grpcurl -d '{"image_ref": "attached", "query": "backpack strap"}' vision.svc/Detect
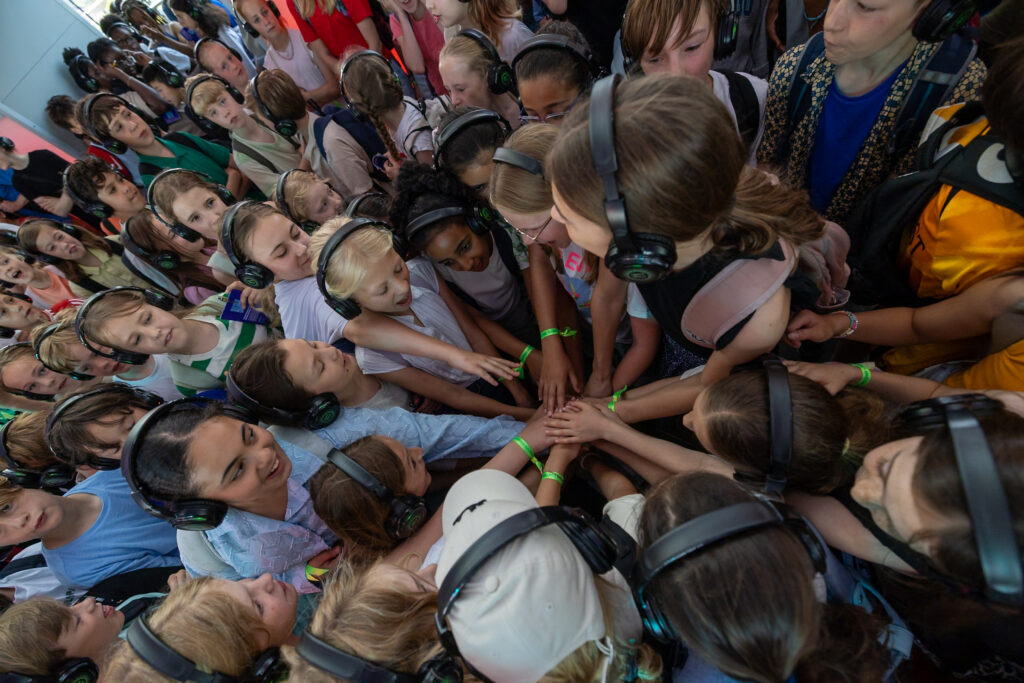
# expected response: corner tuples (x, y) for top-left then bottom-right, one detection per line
(774, 32), (826, 166)
(718, 69), (761, 153)
(680, 240), (796, 349)
(0, 553), (46, 580)
(231, 138), (282, 175)
(916, 99), (986, 170)
(313, 108), (389, 183)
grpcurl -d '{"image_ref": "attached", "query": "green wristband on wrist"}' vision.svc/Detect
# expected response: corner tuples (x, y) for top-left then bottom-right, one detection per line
(541, 470), (565, 485)
(850, 363), (872, 387)
(540, 327), (577, 340)
(516, 345), (535, 378)
(608, 385), (628, 412)
(513, 436), (544, 473)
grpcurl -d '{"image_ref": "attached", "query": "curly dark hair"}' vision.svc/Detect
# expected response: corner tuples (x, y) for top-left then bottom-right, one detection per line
(45, 95), (78, 131)
(87, 37), (119, 64)
(434, 106), (510, 175)
(514, 20), (595, 94)
(388, 163), (485, 255)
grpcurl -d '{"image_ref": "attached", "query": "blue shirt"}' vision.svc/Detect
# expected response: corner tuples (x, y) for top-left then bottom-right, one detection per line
(807, 64), (905, 212)
(42, 471), (180, 589)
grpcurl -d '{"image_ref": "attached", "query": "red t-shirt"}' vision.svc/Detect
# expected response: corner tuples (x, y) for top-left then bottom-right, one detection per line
(86, 144), (132, 181)
(284, 0), (372, 58)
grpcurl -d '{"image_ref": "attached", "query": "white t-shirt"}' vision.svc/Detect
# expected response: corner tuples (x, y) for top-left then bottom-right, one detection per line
(358, 378), (412, 411)
(275, 276), (348, 343)
(494, 19), (534, 62)
(263, 28), (327, 92)
(394, 101), (433, 160)
(356, 259), (477, 386)
(0, 543), (82, 605)
(118, 353), (184, 401)
(709, 69), (768, 164)
(433, 232), (529, 319)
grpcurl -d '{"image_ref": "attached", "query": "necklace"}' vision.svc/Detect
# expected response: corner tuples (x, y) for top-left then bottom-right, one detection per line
(803, 0), (828, 24)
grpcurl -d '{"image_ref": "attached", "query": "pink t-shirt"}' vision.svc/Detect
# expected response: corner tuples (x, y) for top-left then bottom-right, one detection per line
(389, 12), (446, 96)
(28, 269), (76, 309)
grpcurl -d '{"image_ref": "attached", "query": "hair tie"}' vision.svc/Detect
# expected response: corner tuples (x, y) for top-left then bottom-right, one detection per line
(841, 438), (850, 456)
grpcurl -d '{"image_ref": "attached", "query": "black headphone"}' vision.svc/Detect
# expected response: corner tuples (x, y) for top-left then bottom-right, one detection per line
(34, 321), (94, 381)
(46, 383), (164, 470)
(125, 613), (286, 683)
(225, 370), (340, 431)
(123, 215), (181, 271)
(295, 628), (461, 683)
(274, 170), (322, 234)
(899, 394), (1023, 606)
(433, 109), (511, 172)
(0, 420), (76, 491)
(0, 659), (98, 683)
(0, 249), (38, 288)
(589, 75), (676, 283)
(344, 191), (388, 218)
(184, 74), (245, 134)
(633, 497), (827, 642)
(194, 37), (245, 71)
(149, 59), (186, 88)
(731, 358), (793, 496)
(0, 137), (14, 152)
(511, 33), (600, 82)
(146, 167), (235, 242)
(66, 53), (100, 94)
(435, 506), (623, 682)
(178, 0), (208, 21)
(62, 163), (129, 220)
(406, 205), (502, 245)
(239, 0), (281, 36)
(220, 200), (275, 289)
(0, 292), (35, 339)
(714, 0), (740, 60)
(339, 50), (400, 109)
(82, 93), (155, 154)
(456, 29), (515, 96)
(491, 146), (544, 177)
(913, 0), (976, 42)
(121, 397), (253, 530)
(315, 217), (406, 319)
(326, 447), (427, 540)
(249, 71), (298, 137)
(107, 20), (146, 43)
(0, 343), (59, 402)
(74, 287), (174, 366)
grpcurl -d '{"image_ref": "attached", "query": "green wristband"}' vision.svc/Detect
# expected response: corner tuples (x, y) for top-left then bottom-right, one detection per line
(305, 564), (329, 583)
(850, 363), (871, 387)
(519, 345), (535, 364)
(608, 385), (628, 412)
(540, 327), (577, 340)
(541, 470), (565, 485)
(513, 436), (544, 473)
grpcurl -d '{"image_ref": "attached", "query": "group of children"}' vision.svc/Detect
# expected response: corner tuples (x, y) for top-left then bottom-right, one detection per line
(0, 0), (1020, 680)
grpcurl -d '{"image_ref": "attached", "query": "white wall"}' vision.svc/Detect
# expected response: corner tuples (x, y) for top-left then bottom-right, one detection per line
(0, 0), (103, 155)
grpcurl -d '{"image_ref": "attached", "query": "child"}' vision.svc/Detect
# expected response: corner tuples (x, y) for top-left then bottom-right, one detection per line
(0, 410), (75, 490)
(122, 0), (194, 55)
(34, 311), (184, 401)
(101, 16), (194, 72)
(75, 287), (273, 396)
(339, 50), (433, 168)
(184, 72), (304, 196)
(438, 31), (522, 127)
(424, 0), (533, 62)
(252, 68), (387, 197)
(193, 38), (258, 98)
(549, 75), (846, 386)
(123, 211), (224, 304)
(45, 94), (140, 182)
(385, 0), (446, 98)
(0, 247), (79, 307)
(275, 169), (345, 228)
(18, 218), (163, 294)
(169, 0), (258, 78)
(86, 37), (179, 128)
(0, 343), (86, 405)
(310, 217), (535, 419)
(0, 292), (50, 342)
(283, 0), (382, 71)
(432, 105), (511, 194)
(0, 473), (180, 589)
(100, 575), (301, 681)
(622, 0), (768, 161)
(222, 201), (521, 385)
(138, 60), (211, 141)
(77, 92), (257, 196)
(491, 124), (659, 405)
(63, 156), (148, 229)
(233, 0), (341, 106)
(390, 162), (539, 347)
(512, 22), (597, 126)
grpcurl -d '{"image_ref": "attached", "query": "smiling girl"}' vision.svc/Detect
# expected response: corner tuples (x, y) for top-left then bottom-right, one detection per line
(438, 33), (521, 127)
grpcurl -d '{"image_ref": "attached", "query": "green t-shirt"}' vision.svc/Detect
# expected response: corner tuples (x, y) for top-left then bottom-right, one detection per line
(138, 134), (264, 200)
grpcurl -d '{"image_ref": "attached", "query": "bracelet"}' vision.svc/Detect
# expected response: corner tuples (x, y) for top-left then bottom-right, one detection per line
(541, 470), (565, 485)
(540, 327), (577, 340)
(513, 436), (544, 473)
(834, 311), (859, 338)
(608, 385), (628, 412)
(305, 564), (329, 583)
(849, 363), (871, 387)
(516, 345), (535, 378)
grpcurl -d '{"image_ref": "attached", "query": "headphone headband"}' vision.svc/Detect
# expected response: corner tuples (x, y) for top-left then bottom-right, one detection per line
(434, 109), (511, 171)
(47, 382), (163, 451)
(315, 217), (393, 318)
(511, 33), (597, 77)
(326, 448), (392, 501)
(74, 287), (170, 366)
(491, 147), (543, 177)
(294, 630), (420, 683)
(126, 617), (237, 683)
(339, 50), (394, 104)
(405, 206), (471, 244)
(763, 359), (793, 495)
(33, 321), (95, 381)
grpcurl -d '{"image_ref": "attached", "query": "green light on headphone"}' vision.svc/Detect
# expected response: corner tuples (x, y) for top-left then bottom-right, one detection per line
(406, 511), (424, 527)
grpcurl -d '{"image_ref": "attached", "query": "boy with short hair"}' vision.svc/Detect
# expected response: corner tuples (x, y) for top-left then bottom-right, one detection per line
(185, 73), (306, 197)
(45, 94), (140, 181)
(64, 157), (148, 228)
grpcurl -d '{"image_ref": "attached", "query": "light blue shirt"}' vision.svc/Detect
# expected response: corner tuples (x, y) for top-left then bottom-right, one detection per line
(42, 471), (180, 590)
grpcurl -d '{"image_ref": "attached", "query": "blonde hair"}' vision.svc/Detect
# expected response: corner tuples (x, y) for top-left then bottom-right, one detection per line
(101, 577), (272, 682)
(0, 477), (22, 512)
(279, 170), (324, 223)
(75, 289), (149, 351)
(3, 409), (58, 469)
(0, 599), (74, 676)
(148, 169), (222, 225)
(291, 0), (336, 18)
(439, 34), (494, 80)
(548, 75), (824, 254)
(489, 124), (556, 215)
(184, 73), (228, 117)
(467, 0), (522, 52)
(31, 309), (81, 376)
(339, 54), (404, 162)
(282, 561), (477, 681)
(308, 217), (397, 300)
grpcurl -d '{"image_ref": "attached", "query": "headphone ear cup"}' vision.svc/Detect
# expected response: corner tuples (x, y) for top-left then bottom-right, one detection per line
(304, 394), (341, 430)
(391, 232), (408, 261)
(155, 252), (180, 270)
(55, 656), (100, 683)
(216, 185), (236, 205)
(248, 646), (289, 683)
(238, 264), (274, 289)
(145, 289), (175, 311)
(912, 0), (976, 42)
(275, 119), (298, 137)
(637, 593), (678, 643)
(387, 495), (428, 540)
(605, 233), (676, 283)
(243, 21), (260, 38)
(490, 62), (514, 95)
(714, 4), (740, 59)
(326, 295), (362, 320)
(418, 652), (464, 683)
(172, 499), (228, 531)
(785, 518), (828, 574)
(60, 224), (82, 240)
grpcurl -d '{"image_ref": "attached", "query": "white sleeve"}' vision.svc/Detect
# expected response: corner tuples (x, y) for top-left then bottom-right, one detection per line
(625, 283), (652, 319)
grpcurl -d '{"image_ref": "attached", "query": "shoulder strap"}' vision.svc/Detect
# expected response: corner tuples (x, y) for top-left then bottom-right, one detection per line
(490, 227), (524, 280)
(774, 33), (826, 167)
(0, 553), (46, 580)
(231, 138), (282, 174)
(719, 69), (760, 153)
(680, 241), (796, 349)
(163, 131), (209, 154)
(917, 100), (986, 169)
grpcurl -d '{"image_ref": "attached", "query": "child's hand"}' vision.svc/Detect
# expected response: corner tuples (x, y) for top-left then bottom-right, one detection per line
(383, 153), (401, 181)
(225, 281), (262, 309)
(544, 399), (622, 444)
(449, 349), (519, 385)
(786, 310), (848, 347)
(139, 24), (166, 43)
(783, 360), (861, 395)
(35, 195), (66, 215)
(517, 414), (556, 453)
(538, 343), (580, 414)
(307, 545), (342, 571)
(582, 372), (612, 399)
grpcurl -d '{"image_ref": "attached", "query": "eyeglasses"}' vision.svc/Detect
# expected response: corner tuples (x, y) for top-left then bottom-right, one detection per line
(514, 215), (552, 242)
(519, 92), (583, 126)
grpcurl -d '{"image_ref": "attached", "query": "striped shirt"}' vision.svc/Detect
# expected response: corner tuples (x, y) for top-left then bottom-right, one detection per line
(169, 314), (270, 395)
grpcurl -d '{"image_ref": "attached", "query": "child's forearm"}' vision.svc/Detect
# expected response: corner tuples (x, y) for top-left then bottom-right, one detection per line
(610, 316), (659, 390)
(613, 379), (701, 424)
(344, 312), (464, 361)
(473, 313), (528, 358)
(383, 368), (533, 420)
(395, 13), (426, 74)
(591, 441), (672, 485)
(589, 265), (627, 384)
(601, 421), (730, 477)
(303, 80), (341, 107)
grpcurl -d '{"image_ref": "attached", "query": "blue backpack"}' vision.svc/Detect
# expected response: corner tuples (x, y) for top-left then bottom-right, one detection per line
(312, 106), (390, 184)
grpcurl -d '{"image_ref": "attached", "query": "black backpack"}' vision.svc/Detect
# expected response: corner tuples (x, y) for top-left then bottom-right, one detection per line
(845, 101), (1024, 307)
(717, 69), (761, 155)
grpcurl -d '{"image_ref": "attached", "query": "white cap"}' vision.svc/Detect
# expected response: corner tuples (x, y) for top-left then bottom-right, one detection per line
(436, 470), (608, 683)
